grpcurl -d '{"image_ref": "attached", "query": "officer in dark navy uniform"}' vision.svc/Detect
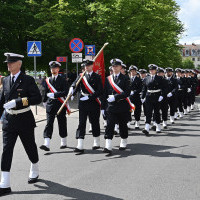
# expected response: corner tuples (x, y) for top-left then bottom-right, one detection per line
(139, 69), (147, 118)
(190, 70), (198, 110)
(69, 59), (103, 153)
(175, 68), (187, 118)
(0, 53), (42, 196)
(185, 69), (193, 113)
(40, 61), (69, 152)
(141, 64), (165, 136)
(102, 59), (131, 153)
(165, 67), (178, 124)
(129, 65), (142, 129)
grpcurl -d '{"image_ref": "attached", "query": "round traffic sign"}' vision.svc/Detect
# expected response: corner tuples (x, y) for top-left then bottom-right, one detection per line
(69, 38), (84, 53)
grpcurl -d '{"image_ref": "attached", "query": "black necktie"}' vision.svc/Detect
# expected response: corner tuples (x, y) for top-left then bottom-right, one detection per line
(88, 74), (91, 79)
(11, 76), (15, 87)
(114, 75), (118, 83)
(53, 77), (56, 85)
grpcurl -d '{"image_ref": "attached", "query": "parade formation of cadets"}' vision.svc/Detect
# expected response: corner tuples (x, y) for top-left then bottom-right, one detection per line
(0, 53), (198, 196)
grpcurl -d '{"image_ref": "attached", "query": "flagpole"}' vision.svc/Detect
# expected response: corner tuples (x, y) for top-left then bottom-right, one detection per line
(57, 42), (109, 115)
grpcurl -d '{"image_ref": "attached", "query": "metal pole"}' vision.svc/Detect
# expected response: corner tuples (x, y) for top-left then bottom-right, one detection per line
(76, 62), (78, 78)
(34, 56), (37, 115)
(66, 57), (68, 78)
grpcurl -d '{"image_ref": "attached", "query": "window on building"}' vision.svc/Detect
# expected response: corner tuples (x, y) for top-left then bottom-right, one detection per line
(192, 58), (195, 61)
(198, 57), (200, 61)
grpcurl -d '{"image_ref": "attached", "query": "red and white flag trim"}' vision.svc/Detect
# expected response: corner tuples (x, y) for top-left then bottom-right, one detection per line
(81, 74), (101, 106)
(46, 78), (71, 115)
(108, 75), (135, 111)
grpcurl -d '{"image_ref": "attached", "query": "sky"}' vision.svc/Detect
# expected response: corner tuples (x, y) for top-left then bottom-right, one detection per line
(176, 0), (200, 44)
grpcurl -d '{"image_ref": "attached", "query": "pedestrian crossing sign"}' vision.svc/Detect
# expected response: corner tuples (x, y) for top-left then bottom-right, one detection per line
(27, 41), (42, 57)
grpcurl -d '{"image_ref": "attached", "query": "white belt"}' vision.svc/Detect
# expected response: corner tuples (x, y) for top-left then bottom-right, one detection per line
(6, 107), (31, 115)
(178, 89), (183, 91)
(81, 92), (90, 96)
(147, 89), (161, 93)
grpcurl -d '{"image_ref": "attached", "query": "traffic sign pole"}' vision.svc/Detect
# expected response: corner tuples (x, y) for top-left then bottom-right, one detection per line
(34, 56), (37, 115)
(76, 63), (78, 77)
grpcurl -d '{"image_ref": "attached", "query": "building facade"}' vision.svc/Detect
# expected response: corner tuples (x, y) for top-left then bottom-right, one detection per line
(181, 43), (200, 68)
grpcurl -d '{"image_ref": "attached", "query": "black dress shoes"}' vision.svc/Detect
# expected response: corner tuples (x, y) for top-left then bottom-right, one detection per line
(142, 129), (150, 136)
(103, 148), (112, 154)
(0, 187), (11, 196)
(40, 145), (50, 151)
(60, 145), (67, 149)
(119, 147), (126, 151)
(28, 176), (39, 184)
(92, 146), (100, 150)
(74, 148), (84, 153)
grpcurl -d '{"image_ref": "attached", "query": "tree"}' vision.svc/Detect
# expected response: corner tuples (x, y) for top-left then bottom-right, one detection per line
(182, 58), (195, 69)
(0, 0), (184, 73)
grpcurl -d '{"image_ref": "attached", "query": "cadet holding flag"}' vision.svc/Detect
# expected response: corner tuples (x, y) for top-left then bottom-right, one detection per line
(69, 59), (103, 154)
(0, 53), (42, 196)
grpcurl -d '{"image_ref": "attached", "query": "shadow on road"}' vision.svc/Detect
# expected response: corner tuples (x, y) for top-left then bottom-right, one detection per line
(91, 143), (196, 163)
(13, 179), (122, 200)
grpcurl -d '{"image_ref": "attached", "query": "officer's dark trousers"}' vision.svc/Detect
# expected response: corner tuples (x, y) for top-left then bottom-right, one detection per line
(133, 102), (141, 121)
(187, 92), (192, 107)
(43, 112), (67, 139)
(143, 103), (147, 116)
(105, 112), (128, 140)
(1, 129), (39, 171)
(183, 93), (188, 109)
(76, 109), (100, 139)
(145, 98), (161, 124)
(191, 91), (196, 105)
(177, 91), (184, 112)
(168, 97), (176, 116)
(158, 99), (168, 121)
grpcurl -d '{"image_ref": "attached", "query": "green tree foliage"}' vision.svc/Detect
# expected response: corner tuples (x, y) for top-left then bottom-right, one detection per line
(182, 58), (195, 69)
(0, 0), (184, 73)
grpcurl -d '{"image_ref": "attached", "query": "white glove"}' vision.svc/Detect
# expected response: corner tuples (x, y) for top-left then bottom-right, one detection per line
(178, 85), (181, 89)
(71, 96), (74, 101)
(68, 87), (74, 96)
(43, 102), (47, 108)
(141, 98), (146, 104)
(130, 91), (134, 95)
(107, 95), (115, 103)
(158, 96), (163, 102)
(101, 110), (105, 116)
(167, 92), (173, 98)
(187, 88), (191, 93)
(47, 93), (55, 99)
(3, 100), (16, 109)
(80, 96), (89, 101)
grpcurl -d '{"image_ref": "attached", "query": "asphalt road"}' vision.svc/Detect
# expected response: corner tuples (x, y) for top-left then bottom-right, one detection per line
(0, 108), (200, 200)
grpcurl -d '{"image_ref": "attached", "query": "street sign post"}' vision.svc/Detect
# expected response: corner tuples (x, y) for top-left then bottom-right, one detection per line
(69, 38), (84, 53)
(72, 53), (82, 77)
(69, 38), (84, 78)
(27, 41), (42, 115)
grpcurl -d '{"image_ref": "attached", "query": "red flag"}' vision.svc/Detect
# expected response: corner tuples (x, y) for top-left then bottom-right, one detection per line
(93, 50), (105, 86)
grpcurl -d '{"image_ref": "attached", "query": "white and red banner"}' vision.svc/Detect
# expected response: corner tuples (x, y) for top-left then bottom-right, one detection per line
(46, 78), (71, 115)
(108, 75), (135, 111)
(81, 74), (101, 106)
(93, 50), (105, 87)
